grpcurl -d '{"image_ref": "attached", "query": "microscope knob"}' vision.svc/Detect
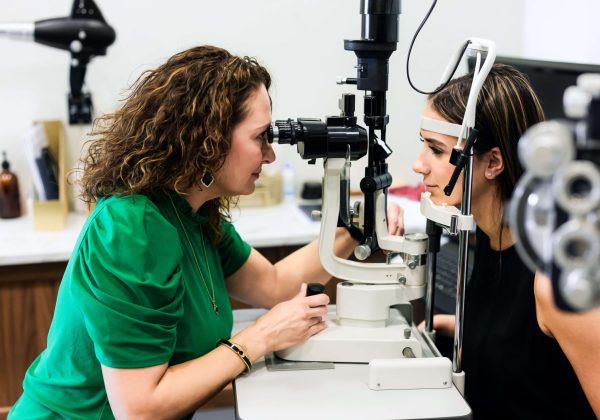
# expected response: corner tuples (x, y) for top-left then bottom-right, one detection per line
(354, 244), (371, 261)
(577, 73), (600, 97)
(70, 39), (83, 53)
(518, 121), (575, 177)
(564, 85), (592, 119)
(560, 267), (599, 311)
(306, 283), (325, 296)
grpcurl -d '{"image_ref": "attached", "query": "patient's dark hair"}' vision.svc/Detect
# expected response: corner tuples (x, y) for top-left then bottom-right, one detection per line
(430, 63), (545, 202)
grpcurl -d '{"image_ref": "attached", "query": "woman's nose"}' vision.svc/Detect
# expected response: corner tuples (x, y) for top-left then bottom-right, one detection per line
(263, 141), (276, 164)
(412, 151), (428, 175)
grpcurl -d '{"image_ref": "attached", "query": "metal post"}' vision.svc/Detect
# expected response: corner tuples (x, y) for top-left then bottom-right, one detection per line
(424, 251), (436, 335)
(452, 134), (474, 374)
(424, 220), (442, 336)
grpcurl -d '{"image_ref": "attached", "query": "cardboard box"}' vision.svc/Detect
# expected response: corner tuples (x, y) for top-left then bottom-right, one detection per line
(237, 171), (283, 207)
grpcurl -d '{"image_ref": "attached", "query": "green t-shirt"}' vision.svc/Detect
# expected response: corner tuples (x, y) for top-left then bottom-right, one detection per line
(9, 192), (251, 419)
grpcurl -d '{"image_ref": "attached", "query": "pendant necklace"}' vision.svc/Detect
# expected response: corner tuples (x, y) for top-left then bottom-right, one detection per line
(169, 195), (219, 315)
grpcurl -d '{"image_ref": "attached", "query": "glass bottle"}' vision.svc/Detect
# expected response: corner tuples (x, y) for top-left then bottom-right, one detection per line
(0, 151), (22, 218)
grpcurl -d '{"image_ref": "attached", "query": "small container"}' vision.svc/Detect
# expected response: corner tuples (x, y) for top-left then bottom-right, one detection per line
(282, 160), (295, 202)
(281, 160), (296, 203)
(0, 151), (22, 218)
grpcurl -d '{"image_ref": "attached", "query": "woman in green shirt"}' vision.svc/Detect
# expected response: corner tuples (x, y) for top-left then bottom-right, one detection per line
(10, 45), (400, 419)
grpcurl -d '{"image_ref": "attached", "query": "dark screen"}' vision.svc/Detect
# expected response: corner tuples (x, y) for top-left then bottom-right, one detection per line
(468, 56), (600, 120)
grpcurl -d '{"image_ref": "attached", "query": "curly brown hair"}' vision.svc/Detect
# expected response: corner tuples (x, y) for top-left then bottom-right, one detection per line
(79, 45), (271, 237)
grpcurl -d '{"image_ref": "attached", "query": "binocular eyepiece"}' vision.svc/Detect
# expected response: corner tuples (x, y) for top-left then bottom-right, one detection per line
(267, 117), (369, 161)
(267, 118), (311, 146)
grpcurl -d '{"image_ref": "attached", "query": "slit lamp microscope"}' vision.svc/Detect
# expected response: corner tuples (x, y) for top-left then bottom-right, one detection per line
(266, 0), (496, 396)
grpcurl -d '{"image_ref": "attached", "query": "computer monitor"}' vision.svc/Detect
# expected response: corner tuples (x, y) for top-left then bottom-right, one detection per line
(468, 56), (600, 120)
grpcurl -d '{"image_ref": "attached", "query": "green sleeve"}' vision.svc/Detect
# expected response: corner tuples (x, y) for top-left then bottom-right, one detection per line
(218, 219), (251, 277)
(71, 196), (184, 368)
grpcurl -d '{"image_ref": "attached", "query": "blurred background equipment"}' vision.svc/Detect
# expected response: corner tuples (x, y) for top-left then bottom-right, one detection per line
(509, 72), (600, 312)
(469, 56), (600, 120)
(237, 171), (283, 208)
(0, 0), (116, 124)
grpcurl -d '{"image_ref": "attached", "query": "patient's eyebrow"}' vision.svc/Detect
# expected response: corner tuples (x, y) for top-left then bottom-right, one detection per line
(419, 134), (447, 149)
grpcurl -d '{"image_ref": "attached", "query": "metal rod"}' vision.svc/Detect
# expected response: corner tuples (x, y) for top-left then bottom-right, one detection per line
(452, 133), (474, 374)
(425, 251), (436, 333)
(0, 23), (34, 41)
(421, 328), (442, 357)
(402, 347), (416, 358)
(424, 220), (441, 337)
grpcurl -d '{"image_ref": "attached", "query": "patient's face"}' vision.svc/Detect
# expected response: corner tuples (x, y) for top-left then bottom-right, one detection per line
(412, 102), (464, 206)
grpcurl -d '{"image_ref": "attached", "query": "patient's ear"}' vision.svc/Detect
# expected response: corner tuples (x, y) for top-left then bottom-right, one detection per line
(484, 147), (504, 180)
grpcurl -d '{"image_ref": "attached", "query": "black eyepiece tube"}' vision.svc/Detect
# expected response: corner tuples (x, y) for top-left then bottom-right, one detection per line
(267, 118), (303, 145)
(268, 118), (368, 161)
(360, 0), (401, 43)
(345, 0), (401, 93)
(443, 128), (478, 196)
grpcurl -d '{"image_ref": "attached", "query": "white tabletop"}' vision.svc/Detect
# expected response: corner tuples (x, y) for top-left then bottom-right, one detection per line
(229, 202), (321, 248)
(0, 196), (426, 267)
(0, 212), (88, 266)
(230, 308), (470, 420)
(235, 361), (471, 420)
(0, 202), (320, 267)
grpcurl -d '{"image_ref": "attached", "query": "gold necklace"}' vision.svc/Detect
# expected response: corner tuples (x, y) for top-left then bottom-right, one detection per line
(168, 195), (219, 315)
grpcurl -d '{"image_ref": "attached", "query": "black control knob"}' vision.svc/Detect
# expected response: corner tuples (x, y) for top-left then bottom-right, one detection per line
(306, 283), (325, 296)
(340, 93), (355, 117)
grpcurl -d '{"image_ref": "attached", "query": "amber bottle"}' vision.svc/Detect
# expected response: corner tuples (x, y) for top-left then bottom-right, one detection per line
(0, 151), (21, 218)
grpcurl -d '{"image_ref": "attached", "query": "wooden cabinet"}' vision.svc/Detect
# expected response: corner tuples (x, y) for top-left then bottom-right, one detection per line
(0, 262), (66, 419)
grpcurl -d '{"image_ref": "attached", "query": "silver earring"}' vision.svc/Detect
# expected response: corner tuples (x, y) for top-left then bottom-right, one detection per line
(201, 169), (214, 188)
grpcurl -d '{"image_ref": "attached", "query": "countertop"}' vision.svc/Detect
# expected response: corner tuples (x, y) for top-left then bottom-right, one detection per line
(0, 196), (425, 267)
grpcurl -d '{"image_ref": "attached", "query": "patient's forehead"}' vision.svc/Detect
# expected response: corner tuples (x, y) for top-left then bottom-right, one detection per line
(422, 101), (447, 122)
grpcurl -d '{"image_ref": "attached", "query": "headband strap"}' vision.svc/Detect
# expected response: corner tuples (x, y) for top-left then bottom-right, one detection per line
(420, 117), (464, 138)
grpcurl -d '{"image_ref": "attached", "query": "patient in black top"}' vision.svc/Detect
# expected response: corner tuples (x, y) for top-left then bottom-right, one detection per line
(411, 64), (598, 419)
(464, 228), (593, 419)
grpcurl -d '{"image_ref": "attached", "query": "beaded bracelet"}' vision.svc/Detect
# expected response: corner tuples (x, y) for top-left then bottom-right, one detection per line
(217, 338), (252, 373)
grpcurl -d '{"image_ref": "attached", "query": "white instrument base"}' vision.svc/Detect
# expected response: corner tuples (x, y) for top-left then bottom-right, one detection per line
(276, 306), (422, 363)
(233, 308), (471, 420)
(368, 357), (453, 390)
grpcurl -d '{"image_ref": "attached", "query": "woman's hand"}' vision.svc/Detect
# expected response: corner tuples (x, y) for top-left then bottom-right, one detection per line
(418, 314), (456, 337)
(387, 201), (405, 236)
(103, 284), (328, 419)
(233, 283), (329, 361)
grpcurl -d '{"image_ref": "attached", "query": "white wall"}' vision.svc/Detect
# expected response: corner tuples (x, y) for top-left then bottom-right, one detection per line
(0, 0), (525, 211)
(523, 0), (600, 64)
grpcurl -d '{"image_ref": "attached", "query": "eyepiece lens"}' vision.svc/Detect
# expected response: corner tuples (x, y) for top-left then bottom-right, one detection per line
(568, 176), (592, 199)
